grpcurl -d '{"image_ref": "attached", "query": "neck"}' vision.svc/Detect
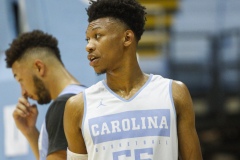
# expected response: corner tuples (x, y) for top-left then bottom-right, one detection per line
(46, 67), (79, 99)
(106, 63), (148, 99)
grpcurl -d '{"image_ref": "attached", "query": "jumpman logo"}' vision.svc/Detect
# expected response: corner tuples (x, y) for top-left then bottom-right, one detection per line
(97, 99), (106, 108)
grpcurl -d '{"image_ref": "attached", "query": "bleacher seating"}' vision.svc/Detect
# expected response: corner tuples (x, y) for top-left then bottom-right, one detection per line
(169, 0), (217, 98)
(169, 34), (213, 96)
(169, 0), (240, 99)
(219, 30), (240, 95)
(137, 0), (179, 56)
(137, 0), (178, 77)
(169, 1), (240, 159)
(222, 0), (240, 30)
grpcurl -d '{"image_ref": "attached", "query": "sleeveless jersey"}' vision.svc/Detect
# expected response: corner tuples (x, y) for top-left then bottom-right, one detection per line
(82, 74), (178, 160)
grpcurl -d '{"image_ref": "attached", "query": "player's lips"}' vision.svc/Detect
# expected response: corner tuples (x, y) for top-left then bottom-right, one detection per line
(88, 55), (99, 66)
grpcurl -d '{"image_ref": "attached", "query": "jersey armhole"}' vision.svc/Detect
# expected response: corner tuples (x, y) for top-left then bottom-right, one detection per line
(169, 80), (177, 118)
(81, 90), (87, 141)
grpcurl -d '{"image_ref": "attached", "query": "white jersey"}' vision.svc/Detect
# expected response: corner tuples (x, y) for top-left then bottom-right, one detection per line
(82, 74), (178, 160)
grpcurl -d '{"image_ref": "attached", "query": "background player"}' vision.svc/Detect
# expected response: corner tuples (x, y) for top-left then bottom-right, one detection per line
(5, 30), (87, 160)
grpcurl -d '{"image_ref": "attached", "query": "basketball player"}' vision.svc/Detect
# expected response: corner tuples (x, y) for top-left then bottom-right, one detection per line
(64, 0), (203, 159)
(5, 30), (86, 160)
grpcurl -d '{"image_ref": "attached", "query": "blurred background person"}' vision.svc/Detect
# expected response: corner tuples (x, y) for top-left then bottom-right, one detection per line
(5, 30), (86, 160)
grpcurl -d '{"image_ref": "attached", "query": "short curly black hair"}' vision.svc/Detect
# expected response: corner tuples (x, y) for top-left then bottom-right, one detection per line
(5, 30), (62, 68)
(86, 0), (147, 41)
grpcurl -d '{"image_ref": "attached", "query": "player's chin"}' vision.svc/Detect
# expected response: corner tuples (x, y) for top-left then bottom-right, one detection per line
(37, 97), (51, 105)
(95, 69), (106, 76)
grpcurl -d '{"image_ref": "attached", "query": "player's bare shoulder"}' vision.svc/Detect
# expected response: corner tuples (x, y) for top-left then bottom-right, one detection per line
(172, 80), (190, 97)
(65, 92), (84, 121)
(67, 92), (84, 107)
(171, 80), (193, 114)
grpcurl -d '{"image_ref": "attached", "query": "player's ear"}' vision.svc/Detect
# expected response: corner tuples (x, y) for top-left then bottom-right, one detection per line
(34, 60), (46, 77)
(123, 30), (134, 46)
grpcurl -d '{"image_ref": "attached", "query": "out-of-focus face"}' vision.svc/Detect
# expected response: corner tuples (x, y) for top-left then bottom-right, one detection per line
(85, 17), (127, 75)
(32, 75), (51, 104)
(12, 60), (51, 104)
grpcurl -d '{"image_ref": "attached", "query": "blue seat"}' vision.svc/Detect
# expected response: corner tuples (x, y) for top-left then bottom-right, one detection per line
(168, 34), (213, 96)
(169, 0), (217, 96)
(222, 0), (240, 30)
(219, 31), (240, 95)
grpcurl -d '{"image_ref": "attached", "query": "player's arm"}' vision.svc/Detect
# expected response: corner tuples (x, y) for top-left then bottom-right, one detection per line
(172, 80), (203, 160)
(13, 96), (40, 159)
(25, 126), (40, 160)
(46, 150), (66, 160)
(63, 93), (88, 159)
